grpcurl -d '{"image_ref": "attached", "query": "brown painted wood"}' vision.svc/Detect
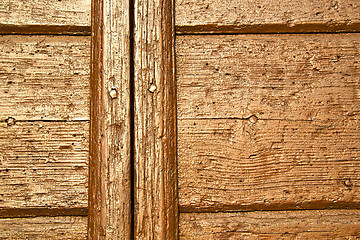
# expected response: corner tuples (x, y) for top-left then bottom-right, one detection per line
(88, 0), (132, 238)
(177, 34), (360, 121)
(0, 0), (91, 34)
(0, 121), (88, 209)
(180, 210), (360, 239)
(176, 0), (360, 34)
(0, 35), (90, 122)
(179, 118), (360, 211)
(0, 216), (87, 239)
(177, 34), (360, 212)
(3, 0), (360, 34)
(133, 0), (178, 238)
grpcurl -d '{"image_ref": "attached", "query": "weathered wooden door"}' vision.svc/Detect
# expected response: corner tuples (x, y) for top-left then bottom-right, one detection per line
(89, 0), (360, 239)
(1, 0), (360, 239)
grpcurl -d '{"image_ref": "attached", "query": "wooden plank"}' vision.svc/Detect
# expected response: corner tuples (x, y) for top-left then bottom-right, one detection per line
(133, 0), (178, 238)
(0, 121), (88, 209)
(176, 0), (360, 34)
(0, 216), (87, 239)
(0, 35), (90, 121)
(180, 210), (360, 239)
(88, 0), (131, 238)
(178, 118), (360, 211)
(177, 34), (360, 211)
(177, 34), (360, 121)
(0, 0), (91, 34)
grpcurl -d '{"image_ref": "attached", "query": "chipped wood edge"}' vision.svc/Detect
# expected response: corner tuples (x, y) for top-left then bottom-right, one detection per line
(88, 0), (131, 239)
(133, 0), (178, 238)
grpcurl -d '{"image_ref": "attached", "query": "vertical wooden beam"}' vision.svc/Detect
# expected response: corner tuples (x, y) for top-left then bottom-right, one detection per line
(89, 0), (131, 239)
(133, 0), (178, 239)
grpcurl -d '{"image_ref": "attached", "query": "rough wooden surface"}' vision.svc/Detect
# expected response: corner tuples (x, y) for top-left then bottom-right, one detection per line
(133, 0), (178, 238)
(0, 216), (87, 239)
(88, 0), (131, 238)
(0, 0), (91, 34)
(176, 0), (360, 33)
(177, 34), (360, 212)
(178, 118), (360, 211)
(180, 210), (360, 239)
(177, 34), (360, 121)
(0, 35), (90, 121)
(0, 121), (88, 209)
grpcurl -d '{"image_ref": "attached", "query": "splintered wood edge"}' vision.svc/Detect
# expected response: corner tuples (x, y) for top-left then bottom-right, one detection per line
(133, 0), (178, 239)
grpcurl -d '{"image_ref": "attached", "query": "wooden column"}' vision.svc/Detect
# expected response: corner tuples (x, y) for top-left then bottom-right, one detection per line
(88, 0), (132, 239)
(133, 0), (178, 239)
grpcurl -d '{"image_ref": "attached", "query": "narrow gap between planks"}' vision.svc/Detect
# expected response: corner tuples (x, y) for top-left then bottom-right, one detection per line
(176, 23), (360, 35)
(129, 0), (136, 237)
(0, 25), (91, 36)
(0, 208), (88, 218)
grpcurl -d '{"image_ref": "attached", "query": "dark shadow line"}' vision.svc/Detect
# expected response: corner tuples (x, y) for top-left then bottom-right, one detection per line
(0, 24), (91, 35)
(129, 0), (135, 238)
(0, 207), (88, 218)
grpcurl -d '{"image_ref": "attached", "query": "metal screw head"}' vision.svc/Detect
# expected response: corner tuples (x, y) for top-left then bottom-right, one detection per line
(5, 117), (16, 126)
(109, 89), (118, 99)
(344, 179), (352, 188)
(148, 84), (157, 93)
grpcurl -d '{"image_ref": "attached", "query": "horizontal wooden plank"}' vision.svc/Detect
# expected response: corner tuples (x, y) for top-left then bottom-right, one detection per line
(0, 216), (87, 239)
(180, 210), (360, 239)
(0, 0), (90, 33)
(176, 0), (360, 33)
(0, 35), (90, 121)
(0, 121), (88, 208)
(177, 34), (360, 121)
(178, 118), (360, 211)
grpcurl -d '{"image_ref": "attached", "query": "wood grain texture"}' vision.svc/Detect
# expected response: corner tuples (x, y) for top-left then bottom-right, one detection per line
(134, 0), (178, 238)
(0, 121), (88, 209)
(0, 0), (91, 34)
(88, 0), (131, 238)
(0, 216), (87, 239)
(180, 210), (360, 239)
(178, 118), (360, 211)
(177, 34), (360, 121)
(176, 0), (360, 33)
(0, 35), (90, 122)
(177, 34), (360, 212)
